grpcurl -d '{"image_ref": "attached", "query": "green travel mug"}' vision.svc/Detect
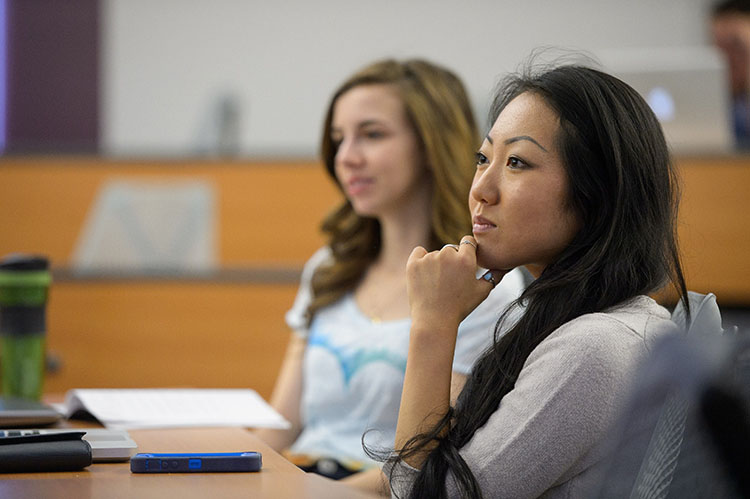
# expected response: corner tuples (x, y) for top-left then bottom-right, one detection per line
(0, 254), (51, 400)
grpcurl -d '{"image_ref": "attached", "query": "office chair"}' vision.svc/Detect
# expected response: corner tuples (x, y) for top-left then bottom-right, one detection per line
(593, 292), (749, 499)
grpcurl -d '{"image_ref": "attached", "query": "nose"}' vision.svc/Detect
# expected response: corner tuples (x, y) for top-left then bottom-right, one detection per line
(335, 136), (364, 169)
(470, 163), (500, 206)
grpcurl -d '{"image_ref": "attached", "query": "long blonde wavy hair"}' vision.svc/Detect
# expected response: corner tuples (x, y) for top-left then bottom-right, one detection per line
(305, 59), (479, 324)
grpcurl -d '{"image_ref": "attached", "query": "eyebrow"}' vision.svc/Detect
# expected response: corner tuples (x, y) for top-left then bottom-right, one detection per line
(357, 119), (384, 128)
(486, 134), (548, 153)
(330, 119), (385, 135)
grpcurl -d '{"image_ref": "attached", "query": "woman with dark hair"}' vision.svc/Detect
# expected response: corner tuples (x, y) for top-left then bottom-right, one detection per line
(255, 59), (525, 494)
(385, 64), (689, 498)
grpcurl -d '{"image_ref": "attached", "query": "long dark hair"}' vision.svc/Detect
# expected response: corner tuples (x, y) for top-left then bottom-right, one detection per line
(390, 64), (690, 498)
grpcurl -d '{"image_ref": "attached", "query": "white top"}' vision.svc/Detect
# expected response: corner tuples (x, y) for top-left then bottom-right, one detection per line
(385, 295), (679, 497)
(285, 247), (526, 466)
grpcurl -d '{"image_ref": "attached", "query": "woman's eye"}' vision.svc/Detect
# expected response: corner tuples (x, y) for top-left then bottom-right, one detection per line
(475, 152), (489, 166)
(365, 130), (385, 139)
(506, 156), (527, 169)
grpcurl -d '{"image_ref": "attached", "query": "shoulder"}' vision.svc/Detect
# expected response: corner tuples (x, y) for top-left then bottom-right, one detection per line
(297, 246), (334, 287)
(303, 246), (333, 274)
(556, 295), (674, 344)
(528, 296), (677, 373)
(285, 247), (335, 335)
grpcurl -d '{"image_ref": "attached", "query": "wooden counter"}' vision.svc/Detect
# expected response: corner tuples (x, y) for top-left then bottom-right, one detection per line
(0, 156), (748, 396)
(674, 157), (750, 305)
(0, 157), (342, 266)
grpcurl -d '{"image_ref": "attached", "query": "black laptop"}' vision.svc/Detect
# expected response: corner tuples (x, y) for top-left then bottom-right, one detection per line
(0, 396), (62, 427)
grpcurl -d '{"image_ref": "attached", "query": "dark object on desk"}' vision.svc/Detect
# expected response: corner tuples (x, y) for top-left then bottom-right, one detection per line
(288, 454), (361, 480)
(2, 428), (138, 462)
(0, 431), (92, 472)
(130, 452), (262, 473)
(0, 396), (61, 427)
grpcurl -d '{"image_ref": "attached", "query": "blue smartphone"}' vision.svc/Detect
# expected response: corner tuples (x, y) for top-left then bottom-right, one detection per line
(130, 452), (262, 473)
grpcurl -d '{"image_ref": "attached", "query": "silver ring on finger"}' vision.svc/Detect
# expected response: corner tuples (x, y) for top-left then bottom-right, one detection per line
(442, 244), (460, 251)
(482, 270), (498, 288)
(460, 240), (477, 249)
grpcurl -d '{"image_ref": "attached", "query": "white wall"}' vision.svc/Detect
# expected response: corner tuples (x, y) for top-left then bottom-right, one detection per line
(101, 0), (718, 157)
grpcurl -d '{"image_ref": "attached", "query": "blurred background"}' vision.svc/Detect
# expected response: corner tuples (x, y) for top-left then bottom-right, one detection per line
(0, 0), (748, 396)
(0, 0), (730, 157)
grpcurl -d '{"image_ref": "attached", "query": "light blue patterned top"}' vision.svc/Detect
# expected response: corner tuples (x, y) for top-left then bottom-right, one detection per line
(285, 247), (526, 466)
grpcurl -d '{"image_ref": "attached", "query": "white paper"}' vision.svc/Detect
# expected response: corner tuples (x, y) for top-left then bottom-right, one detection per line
(59, 388), (290, 430)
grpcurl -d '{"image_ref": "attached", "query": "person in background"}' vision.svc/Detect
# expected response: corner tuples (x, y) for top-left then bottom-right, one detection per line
(384, 63), (689, 498)
(255, 59), (526, 494)
(711, 0), (750, 148)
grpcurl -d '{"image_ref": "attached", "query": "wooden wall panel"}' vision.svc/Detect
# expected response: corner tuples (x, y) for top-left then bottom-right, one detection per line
(676, 158), (750, 305)
(0, 156), (748, 398)
(0, 157), (343, 266)
(44, 281), (298, 400)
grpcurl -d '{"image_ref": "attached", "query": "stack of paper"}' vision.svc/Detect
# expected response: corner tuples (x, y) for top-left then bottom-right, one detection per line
(56, 389), (290, 430)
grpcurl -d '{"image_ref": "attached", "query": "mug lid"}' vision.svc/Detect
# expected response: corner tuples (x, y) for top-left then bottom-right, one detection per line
(0, 254), (49, 271)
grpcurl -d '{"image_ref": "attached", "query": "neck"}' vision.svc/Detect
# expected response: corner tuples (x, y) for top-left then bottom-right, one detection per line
(375, 204), (432, 273)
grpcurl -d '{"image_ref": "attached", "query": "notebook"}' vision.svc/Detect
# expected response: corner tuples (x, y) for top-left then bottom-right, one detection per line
(57, 388), (291, 430)
(598, 46), (734, 154)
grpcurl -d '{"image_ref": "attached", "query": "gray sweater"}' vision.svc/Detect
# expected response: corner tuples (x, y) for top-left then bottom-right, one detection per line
(385, 296), (678, 498)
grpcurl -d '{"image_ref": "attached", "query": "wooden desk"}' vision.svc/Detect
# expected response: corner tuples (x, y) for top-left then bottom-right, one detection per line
(0, 427), (379, 498)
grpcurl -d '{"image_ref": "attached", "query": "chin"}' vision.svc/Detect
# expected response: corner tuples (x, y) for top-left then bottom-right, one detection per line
(476, 248), (517, 272)
(349, 201), (378, 217)
(476, 248), (499, 269)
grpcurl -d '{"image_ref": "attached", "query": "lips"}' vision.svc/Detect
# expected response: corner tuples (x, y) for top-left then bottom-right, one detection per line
(472, 214), (496, 234)
(345, 177), (374, 196)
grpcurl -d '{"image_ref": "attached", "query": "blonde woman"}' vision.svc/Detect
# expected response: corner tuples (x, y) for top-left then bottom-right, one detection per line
(256, 59), (525, 494)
